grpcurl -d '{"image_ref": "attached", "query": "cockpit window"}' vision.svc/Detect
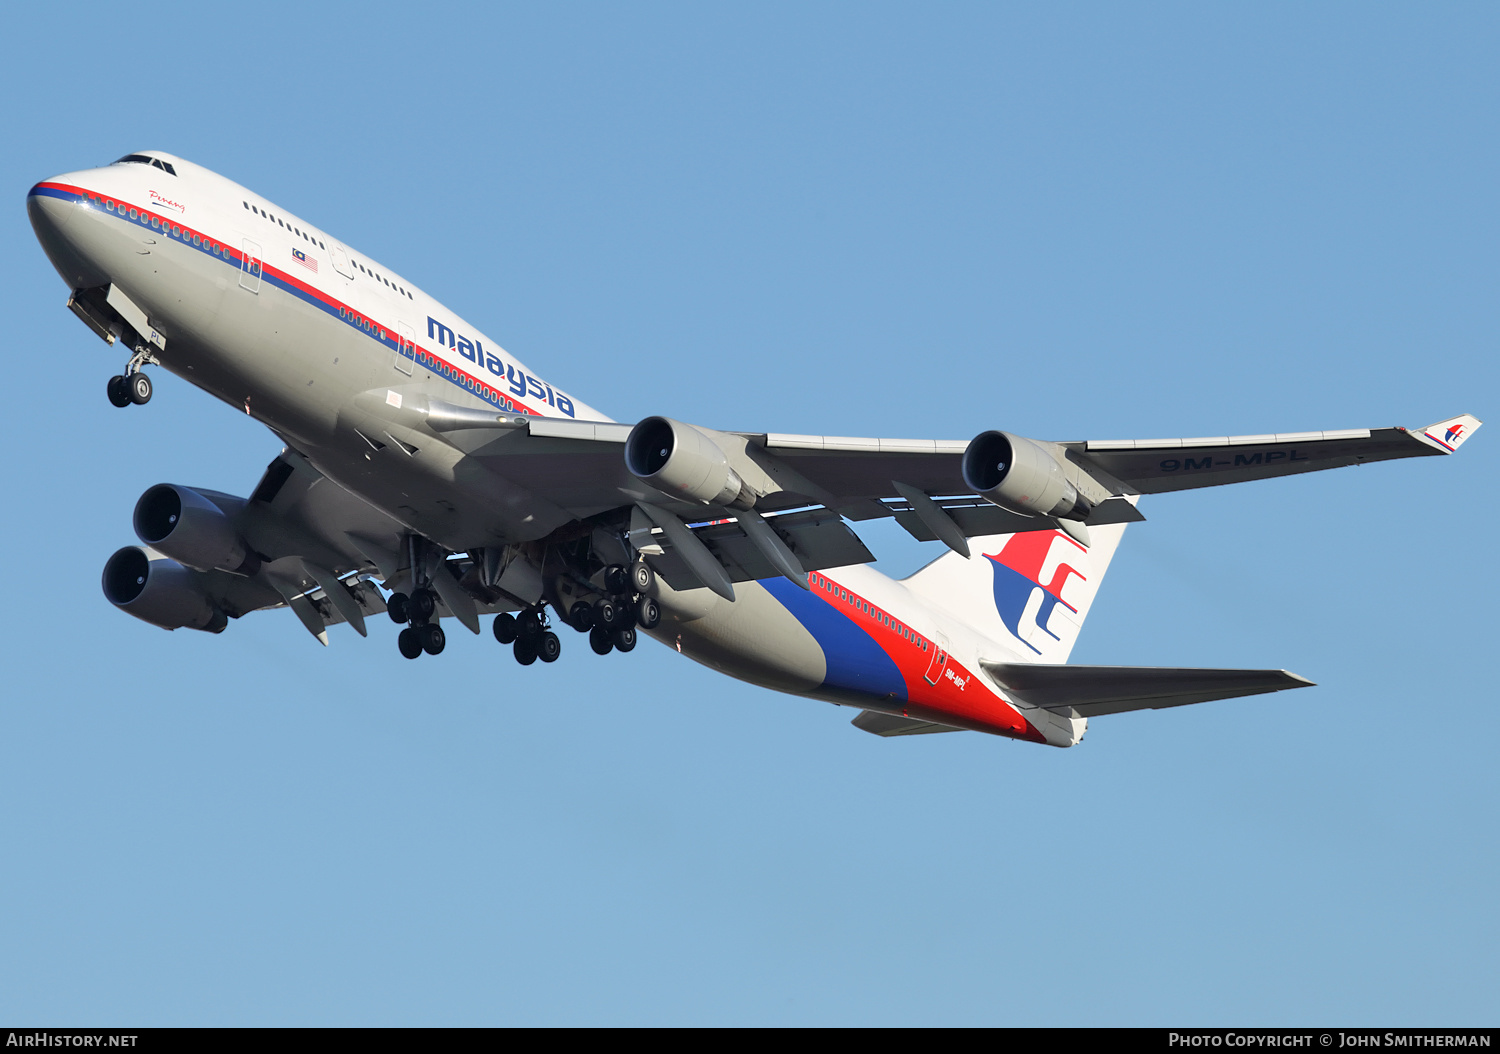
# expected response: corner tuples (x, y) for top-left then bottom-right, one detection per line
(112, 154), (176, 176)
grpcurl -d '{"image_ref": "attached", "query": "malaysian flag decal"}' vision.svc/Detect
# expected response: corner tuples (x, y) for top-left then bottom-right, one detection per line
(292, 247), (318, 273)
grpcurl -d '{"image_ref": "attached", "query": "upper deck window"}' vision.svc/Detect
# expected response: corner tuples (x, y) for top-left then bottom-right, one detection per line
(112, 154), (177, 176)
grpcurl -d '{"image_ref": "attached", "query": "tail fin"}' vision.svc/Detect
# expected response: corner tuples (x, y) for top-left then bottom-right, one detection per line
(902, 518), (1131, 663)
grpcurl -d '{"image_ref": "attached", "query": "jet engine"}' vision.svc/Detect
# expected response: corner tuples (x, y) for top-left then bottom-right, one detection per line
(102, 546), (228, 632)
(132, 484), (258, 575)
(624, 417), (756, 508)
(962, 431), (1094, 521)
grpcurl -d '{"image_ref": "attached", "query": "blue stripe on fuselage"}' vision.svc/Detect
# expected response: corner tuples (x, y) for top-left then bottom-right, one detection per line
(762, 578), (906, 701)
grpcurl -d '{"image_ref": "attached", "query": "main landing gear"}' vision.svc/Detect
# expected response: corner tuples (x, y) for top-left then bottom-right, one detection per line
(492, 608), (562, 666)
(387, 559), (660, 666)
(551, 562), (658, 659)
(388, 586), (446, 659)
(106, 346), (157, 408)
(487, 561), (659, 665)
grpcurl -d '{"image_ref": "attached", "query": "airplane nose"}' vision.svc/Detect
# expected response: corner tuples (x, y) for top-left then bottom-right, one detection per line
(28, 176), (109, 290)
(27, 180), (77, 243)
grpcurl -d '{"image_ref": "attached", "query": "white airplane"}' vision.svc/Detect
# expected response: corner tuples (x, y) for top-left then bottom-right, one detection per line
(27, 150), (1482, 746)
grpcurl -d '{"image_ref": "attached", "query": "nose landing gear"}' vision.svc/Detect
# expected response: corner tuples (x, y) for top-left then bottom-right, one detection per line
(106, 345), (158, 409)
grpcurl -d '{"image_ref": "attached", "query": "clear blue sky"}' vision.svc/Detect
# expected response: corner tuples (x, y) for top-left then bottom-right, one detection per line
(2, 2), (1494, 1025)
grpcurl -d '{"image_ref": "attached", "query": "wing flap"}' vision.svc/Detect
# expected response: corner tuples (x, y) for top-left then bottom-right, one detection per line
(642, 508), (876, 591)
(980, 662), (1314, 718)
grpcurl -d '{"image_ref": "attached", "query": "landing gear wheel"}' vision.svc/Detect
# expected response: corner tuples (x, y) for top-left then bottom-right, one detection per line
(397, 627), (423, 659)
(635, 596), (661, 630)
(407, 588), (436, 623)
(629, 561), (654, 594)
(387, 592), (410, 624)
(593, 597), (619, 630)
(517, 609), (545, 642)
(603, 564), (629, 595)
(568, 601), (595, 631)
(420, 622), (446, 655)
(107, 375), (132, 408)
(611, 626), (637, 653)
(589, 625), (614, 655)
(538, 631), (561, 663)
(514, 638), (538, 665)
(128, 372), (153, 405)
(492, 612), (518, 644)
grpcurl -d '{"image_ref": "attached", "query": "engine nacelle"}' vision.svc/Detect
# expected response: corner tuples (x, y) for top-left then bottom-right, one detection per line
(962, 431), (1093, 521)
(132, 484), (257, 575)
(624, 417), (755, 508)
(102, 546), (227, 632)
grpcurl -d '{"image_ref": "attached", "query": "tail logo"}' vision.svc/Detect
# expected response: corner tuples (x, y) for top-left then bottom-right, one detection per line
(1446, 423), (1466, 444)
(984, 531), (1088, 655)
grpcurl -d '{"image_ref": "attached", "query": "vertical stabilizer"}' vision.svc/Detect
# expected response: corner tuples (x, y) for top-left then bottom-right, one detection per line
(902, 515), (1132, 664)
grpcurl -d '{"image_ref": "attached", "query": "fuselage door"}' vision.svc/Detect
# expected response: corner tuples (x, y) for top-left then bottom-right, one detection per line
(330, 245), (356, 280)
(923, 634), (950, 686)
(395, 321), (416, 376)
(239, 238), (263, 293)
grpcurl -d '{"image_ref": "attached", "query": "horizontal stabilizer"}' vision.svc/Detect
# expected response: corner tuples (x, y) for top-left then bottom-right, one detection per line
(979, 662), (1314, 718)
(851, 710), (965, 736)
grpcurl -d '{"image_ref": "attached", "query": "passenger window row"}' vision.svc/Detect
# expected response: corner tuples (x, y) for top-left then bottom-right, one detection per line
(337, 306), (386, 340)
(240, 201), (414, 301)
(354, 259), (414, 300)
(91, 194), (233, 260)
(243, 200), (326, 251)
(810, 573), (928, 651)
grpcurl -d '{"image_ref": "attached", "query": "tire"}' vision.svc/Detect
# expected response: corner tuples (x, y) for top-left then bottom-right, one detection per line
(593, 597), (618, 629)
(635, 596), (661, 630)
(603, 564), (629, 595)
(387, 592), (409, 624)
(492, 612), (517, 644)
(517, 609), (544, 641)
(421, 622), (446, 655)
(408, 588), (436, 622)
(514, 638), (538, 665)
(629, 561), (654, 594)
(538, 631), (561, 663)
(568, 601), (594, 631)
(589, 625), (613, 655)
(129, 372), (153, 405)
(611, 626), (637, 653)
(107, 375), (132, 408)
(397, 627), (423, 659)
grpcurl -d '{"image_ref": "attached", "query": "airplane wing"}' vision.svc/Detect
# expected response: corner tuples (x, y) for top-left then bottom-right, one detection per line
(106, 448), (533, 645)
(387, 405), (1479, 597)
(105, 408), (1481, 642)
(494, 410), (1480, 517)
(1063, 413), (1483, 495)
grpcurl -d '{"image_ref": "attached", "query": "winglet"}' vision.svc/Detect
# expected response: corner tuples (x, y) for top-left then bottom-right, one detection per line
(1414, 413), (1482, 453)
